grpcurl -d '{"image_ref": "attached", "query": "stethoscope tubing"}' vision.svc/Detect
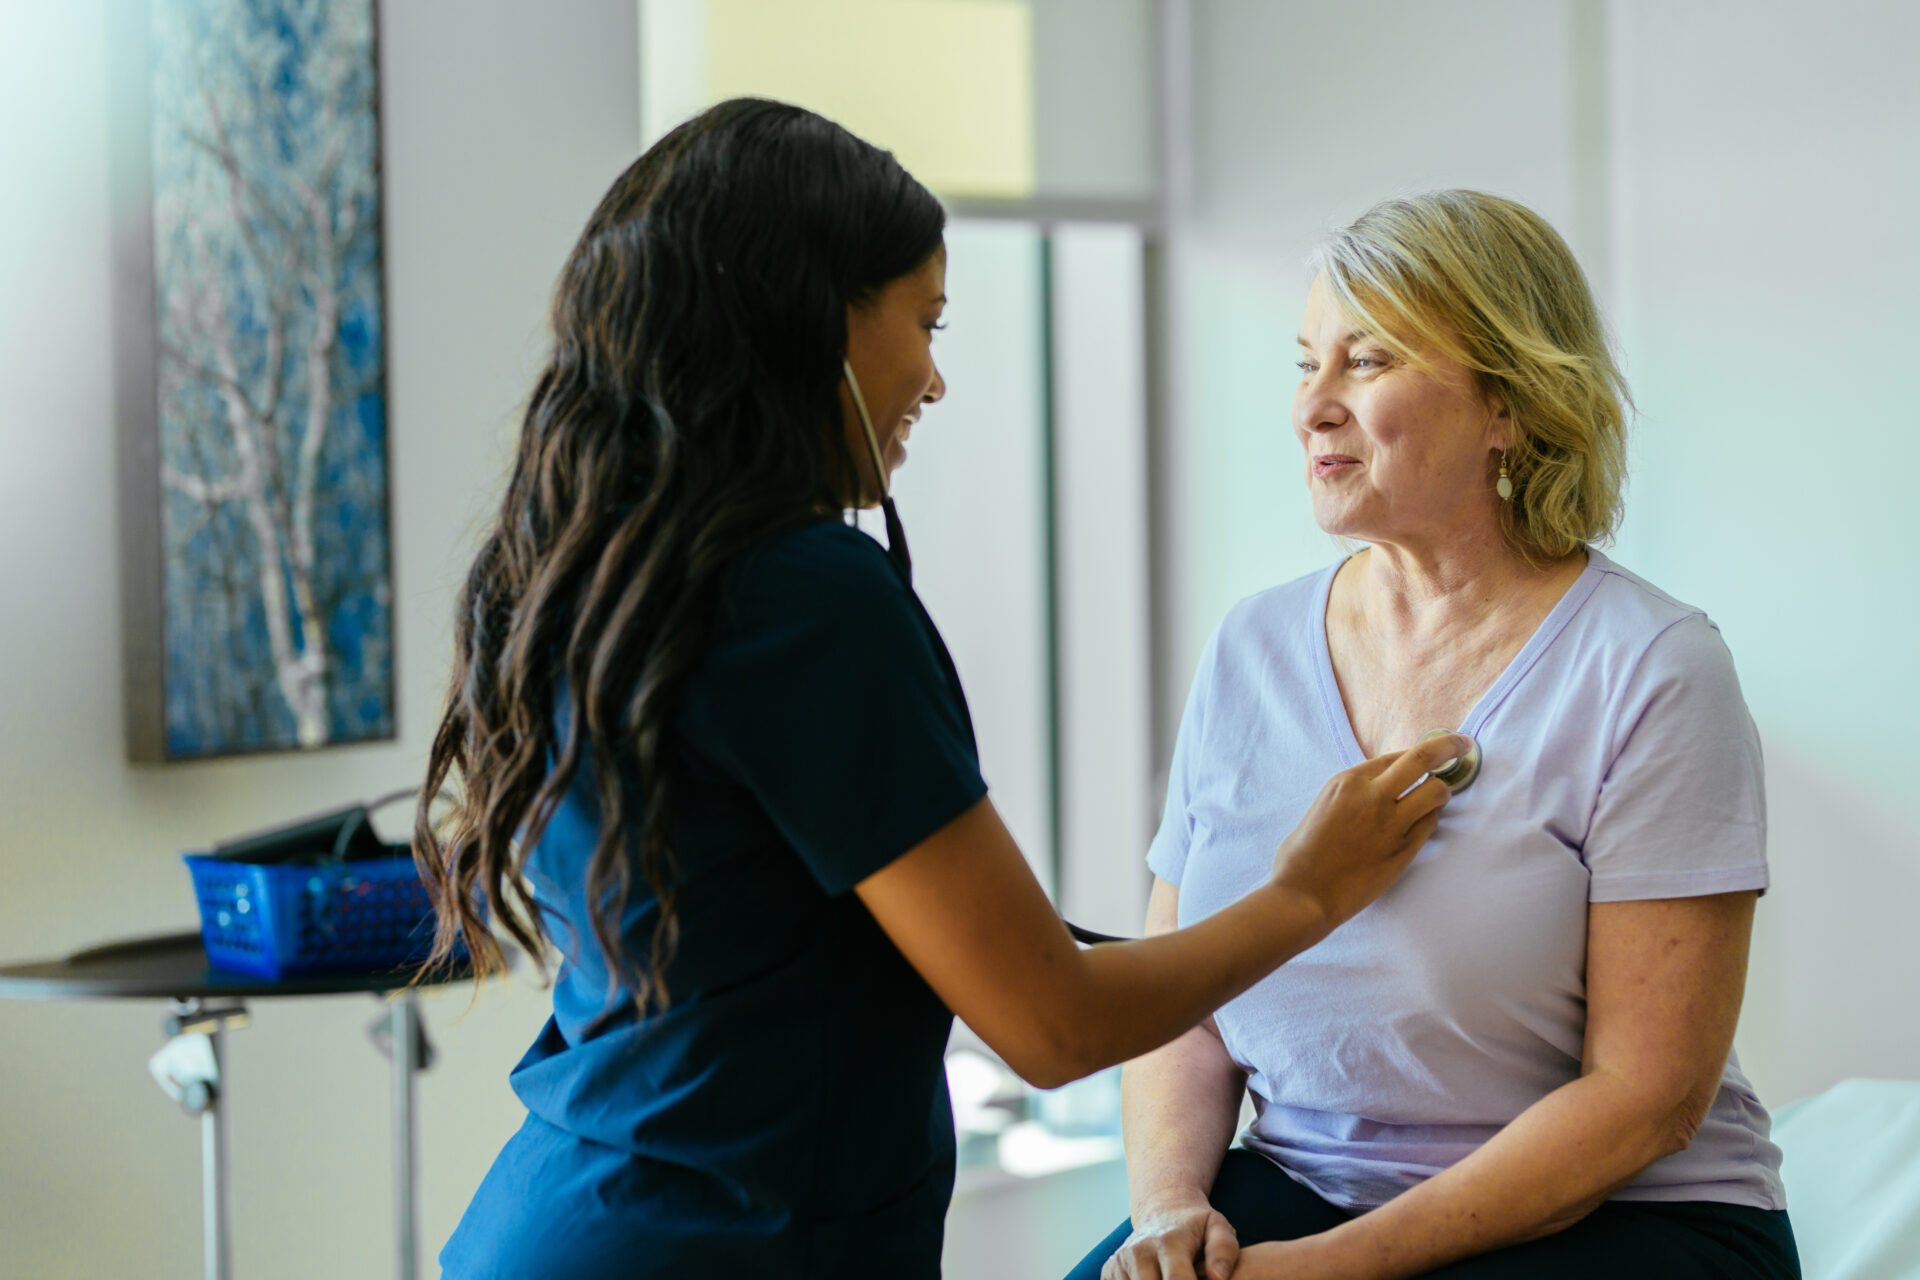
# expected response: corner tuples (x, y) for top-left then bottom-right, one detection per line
(1065, 921), (1129, 946)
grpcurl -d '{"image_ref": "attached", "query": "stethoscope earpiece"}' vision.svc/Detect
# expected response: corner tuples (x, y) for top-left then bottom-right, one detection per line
(1418, 728), (1482, 795)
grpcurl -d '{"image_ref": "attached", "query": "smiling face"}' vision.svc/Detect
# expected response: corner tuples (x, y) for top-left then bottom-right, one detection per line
(1292, 275), (1511, 552)
(841, 246), (948, 506)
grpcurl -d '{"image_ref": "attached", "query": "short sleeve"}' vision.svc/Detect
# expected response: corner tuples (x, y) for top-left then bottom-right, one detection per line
(684, 527), (988, 896)
(1146, 629), (1220, 886)
(1583, 613), (1769, 903)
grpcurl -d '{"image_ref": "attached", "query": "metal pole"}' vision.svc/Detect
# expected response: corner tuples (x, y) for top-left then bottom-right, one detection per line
(390, 994), (418, 1280)
(202, 1021), (231, 1280)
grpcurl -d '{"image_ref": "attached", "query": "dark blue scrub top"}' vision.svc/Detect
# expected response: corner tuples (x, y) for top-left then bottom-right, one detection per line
(441, 520), (988, 1280)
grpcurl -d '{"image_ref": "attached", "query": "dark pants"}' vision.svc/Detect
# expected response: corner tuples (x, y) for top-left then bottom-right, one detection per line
(1065, 1149), (1800, 1280)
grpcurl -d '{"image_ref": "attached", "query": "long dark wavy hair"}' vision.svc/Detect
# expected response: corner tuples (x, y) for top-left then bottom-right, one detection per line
(413, 99), (946, 1015)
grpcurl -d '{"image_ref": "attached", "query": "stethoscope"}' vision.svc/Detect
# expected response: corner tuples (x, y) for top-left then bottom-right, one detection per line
(843, 359), (916, 578)
(1418, 729), (1482, 793)
(1057, 735), (1479, 945)
(843, 361), (1482, 945)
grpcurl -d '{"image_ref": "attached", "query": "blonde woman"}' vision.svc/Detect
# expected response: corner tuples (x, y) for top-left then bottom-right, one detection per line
(1071, 192), (1797, 1280)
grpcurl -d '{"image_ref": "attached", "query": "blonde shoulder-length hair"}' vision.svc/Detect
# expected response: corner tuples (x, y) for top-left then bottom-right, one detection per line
(1310, 190), (1631, 563)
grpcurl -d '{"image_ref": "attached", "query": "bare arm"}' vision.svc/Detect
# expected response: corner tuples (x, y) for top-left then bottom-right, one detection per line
(1124, 879), (1248, 1213)
(1104, 876), (1250, 1280)
(855, 736), (1465, 1090)
(1235, 890), (1758, 1280)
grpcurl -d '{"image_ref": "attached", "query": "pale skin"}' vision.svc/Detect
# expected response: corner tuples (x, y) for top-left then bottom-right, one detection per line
(1104, 276), (1757, 1280)
(833, 250), (1472, 1090)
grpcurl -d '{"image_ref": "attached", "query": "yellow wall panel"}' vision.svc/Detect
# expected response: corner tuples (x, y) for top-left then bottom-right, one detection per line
(706, 0), (1034, 198)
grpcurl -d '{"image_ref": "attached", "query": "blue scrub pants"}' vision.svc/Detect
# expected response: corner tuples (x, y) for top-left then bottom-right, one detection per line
(1065, 1149), (1800, 1280)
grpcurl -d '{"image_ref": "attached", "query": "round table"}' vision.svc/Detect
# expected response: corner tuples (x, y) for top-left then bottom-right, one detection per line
(0, 932), (473, 1280)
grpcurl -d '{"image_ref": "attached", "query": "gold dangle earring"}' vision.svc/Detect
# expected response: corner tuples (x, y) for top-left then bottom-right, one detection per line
(1496, 452), (1514, 501)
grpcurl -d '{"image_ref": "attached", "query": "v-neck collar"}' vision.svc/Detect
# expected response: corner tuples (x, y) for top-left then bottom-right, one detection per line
(1311, 549), (1607, 767)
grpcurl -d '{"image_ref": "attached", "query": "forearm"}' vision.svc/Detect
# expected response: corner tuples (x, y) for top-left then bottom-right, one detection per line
(1041, 885), (1327, 1084)
(1121, 1022), (1246, 1216)
(861, 765), (1456, 1092)
(1257, 1070), (1689, 1279)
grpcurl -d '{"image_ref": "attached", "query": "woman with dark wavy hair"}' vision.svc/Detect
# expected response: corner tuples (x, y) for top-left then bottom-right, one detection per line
(417, 99), (1468, 1278)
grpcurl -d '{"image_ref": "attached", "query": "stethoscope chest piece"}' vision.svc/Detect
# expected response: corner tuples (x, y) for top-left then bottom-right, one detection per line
(1418, 728), (1482, 795)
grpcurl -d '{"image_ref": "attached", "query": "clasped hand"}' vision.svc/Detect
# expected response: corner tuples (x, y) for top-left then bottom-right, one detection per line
(1103, 1189), (1240, 1280)
(1103, 1197), (1342, 1280)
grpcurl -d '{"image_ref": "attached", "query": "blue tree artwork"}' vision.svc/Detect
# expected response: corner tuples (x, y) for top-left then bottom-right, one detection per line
(148, 0), (393, 757)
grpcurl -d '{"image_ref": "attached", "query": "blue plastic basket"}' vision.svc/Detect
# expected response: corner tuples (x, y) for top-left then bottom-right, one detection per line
(184, 851), (448, 980)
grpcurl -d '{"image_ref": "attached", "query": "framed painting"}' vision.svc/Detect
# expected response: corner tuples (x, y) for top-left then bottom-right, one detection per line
(114, 0), (395, 762)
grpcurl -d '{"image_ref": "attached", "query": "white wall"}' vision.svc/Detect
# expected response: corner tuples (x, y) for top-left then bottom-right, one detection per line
(1163, 0), (1920, 1112)
(1030, 0), (1157, 201)
(0, 3), (637, 1275)
(1602, 0), (1920, 1104)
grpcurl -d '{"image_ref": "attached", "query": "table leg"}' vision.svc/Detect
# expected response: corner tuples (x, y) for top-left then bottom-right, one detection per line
(202, 1020), (231, 1280)
(159, 999), (244, 1280)
(390, 994), (419, 1280)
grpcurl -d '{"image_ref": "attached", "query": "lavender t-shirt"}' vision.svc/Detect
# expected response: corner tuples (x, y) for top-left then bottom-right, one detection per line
(1150, 549), (1786, 1212)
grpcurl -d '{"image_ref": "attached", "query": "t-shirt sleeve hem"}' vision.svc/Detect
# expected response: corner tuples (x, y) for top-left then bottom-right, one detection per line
(813, 772), (990, 898)
(1145, 837), (1187, 887)
(1588, 863), (1770, 903)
